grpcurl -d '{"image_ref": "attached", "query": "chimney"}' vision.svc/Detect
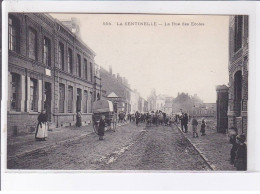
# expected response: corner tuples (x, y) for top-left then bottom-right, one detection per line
(109, 65), (112, 75)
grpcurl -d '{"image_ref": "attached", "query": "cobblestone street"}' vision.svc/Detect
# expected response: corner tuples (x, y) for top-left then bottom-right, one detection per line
(178, 119), (236, 171)
(8, 123), (210, 170)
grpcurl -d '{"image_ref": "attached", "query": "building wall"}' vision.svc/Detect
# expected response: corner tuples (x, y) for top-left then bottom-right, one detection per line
(227, 15), (248, 135)
(100, 67), (132, 113)
(7, 13), (96, 136)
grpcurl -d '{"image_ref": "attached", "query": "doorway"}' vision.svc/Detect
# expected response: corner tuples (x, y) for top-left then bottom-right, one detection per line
(76, 88), (82, 112)
(44, 82), (52, 121)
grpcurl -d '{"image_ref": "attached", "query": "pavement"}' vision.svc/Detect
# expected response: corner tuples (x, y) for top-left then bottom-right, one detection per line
(8, 119), (237, 171)
(8, 123), (210, 170)
(176, 119), (236, 171)
(7, 121), (128, 161)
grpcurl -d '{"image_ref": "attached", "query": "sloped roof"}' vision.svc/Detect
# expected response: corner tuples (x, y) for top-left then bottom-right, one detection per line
(100, 67), (130, 100)
(107, 92), (119, 98)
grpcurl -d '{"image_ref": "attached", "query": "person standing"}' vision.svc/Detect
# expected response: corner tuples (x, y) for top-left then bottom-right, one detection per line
(200, 119), (206, 136)
(98, 115), (106, 140)
(191, 117), (199, 138)
(180, 113), (185, 132)
(229, 127), (239, 165)
(35, 110), (48, 141)
(76, 111), (82, 127)
(183, 113), (188, 133)
(234, 134), (247, 171)
(135, 111), (140, 126)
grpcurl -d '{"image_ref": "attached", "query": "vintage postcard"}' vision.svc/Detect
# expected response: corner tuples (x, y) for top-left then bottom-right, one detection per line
(5, 12), (248, 171)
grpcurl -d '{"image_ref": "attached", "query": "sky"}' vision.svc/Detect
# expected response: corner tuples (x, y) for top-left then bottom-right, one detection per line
(51, 14), (229, 103)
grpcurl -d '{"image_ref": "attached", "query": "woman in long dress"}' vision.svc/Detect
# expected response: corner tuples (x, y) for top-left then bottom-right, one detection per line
(98, 115), (106, 140)
(35, 110), (48, 141)
(76, 111), (82, 127)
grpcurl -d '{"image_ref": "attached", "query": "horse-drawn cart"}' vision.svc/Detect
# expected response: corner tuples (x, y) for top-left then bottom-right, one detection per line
(92, 99), (117, 134)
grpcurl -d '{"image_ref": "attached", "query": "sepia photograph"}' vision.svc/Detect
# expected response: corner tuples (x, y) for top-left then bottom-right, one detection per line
(6, 12), (248, 171)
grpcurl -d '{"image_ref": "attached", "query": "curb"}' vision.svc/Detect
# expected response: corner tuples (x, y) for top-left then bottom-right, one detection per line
(8, 122), (130, 162)
(174, 124), (216, 171)
(8, 132), (93, 161)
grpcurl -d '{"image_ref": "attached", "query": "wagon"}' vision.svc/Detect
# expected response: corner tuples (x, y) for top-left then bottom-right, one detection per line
(92, 99), (117, 134)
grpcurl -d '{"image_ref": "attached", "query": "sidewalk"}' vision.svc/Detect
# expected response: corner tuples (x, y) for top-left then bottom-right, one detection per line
(177, 120), (236, 171)
(8, 122), (129, 161)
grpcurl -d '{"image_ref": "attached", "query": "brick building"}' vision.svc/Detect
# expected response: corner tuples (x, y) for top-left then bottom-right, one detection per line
(100, 66), (131, 113)
(7, 13), (97, 136)
(227, 15), (248, 135)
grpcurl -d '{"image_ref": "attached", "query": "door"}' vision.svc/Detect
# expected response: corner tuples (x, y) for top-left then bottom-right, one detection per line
(76, 88), (82, 112)
(44, 82), (52, 121)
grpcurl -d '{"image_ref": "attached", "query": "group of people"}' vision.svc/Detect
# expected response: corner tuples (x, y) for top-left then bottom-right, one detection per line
(35, 109), (247, 171)
(178, 112), (206, 138)
(129, 110), (172, 127)
(229, 127), (247, 171)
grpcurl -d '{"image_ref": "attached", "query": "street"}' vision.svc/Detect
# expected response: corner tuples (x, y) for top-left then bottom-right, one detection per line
(8, 123), (210, 170)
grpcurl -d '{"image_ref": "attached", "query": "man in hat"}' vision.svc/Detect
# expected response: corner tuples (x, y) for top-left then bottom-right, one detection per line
(234, 134), (247, 171)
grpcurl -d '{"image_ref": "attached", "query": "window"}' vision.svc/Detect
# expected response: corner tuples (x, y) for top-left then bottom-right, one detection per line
(84, 59), (88, 80)
(90, 62), (93, 82)
(234, 16), (243, 52)
(89, 92), (93, 112)
(58, 42), (65, 70)
(76, 88), (82, 112)
(8, 17), (19, 52)
(28, 28), (37, 60)
(10, 73), (20, 111)
(59, 83), (65, 113)
(83, 90), (88, 113)
(68, 86), (73, 113)
(30, 78), (37, 112)
(67, 48), (73, 74)
(43, 37), (51, 66)
(77, 54), (81, 77)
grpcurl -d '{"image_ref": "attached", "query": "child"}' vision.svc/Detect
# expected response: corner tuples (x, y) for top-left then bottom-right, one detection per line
(200, 119), (206, 136)
(229, 127), (238, 165)
(234, 134), (247, 171)
(192, 117), (199, 138)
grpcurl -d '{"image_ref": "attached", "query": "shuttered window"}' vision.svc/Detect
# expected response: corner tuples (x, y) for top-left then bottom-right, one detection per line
(59, 83), (65, 113)
(68, 86), (73, 113)
(30, 78), (37, 112)
(83, 90), (88, 113)
(28, 28), (37, 60)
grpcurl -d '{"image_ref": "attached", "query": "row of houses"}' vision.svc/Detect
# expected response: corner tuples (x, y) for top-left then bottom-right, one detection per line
(216, 15), (248, 135)
(7, 13), (147, 137)
(100, 66), (148, 114)
(147, 90), (216, 117)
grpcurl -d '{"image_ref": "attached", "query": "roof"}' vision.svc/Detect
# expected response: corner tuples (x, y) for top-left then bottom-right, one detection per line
(93, 100), (114, 113)
(100, 67), (131, 100)
(107, 92), (119, 98)
(216, 85), (229, 91)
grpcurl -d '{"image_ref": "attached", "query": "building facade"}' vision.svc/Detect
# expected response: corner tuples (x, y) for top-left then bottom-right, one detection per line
(227, 15), (248, 135)
(147, 89), (157, 111)
(130, 89), (140, 113)
(100, 66), (131, 113)
(7, 13), (97, 136)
